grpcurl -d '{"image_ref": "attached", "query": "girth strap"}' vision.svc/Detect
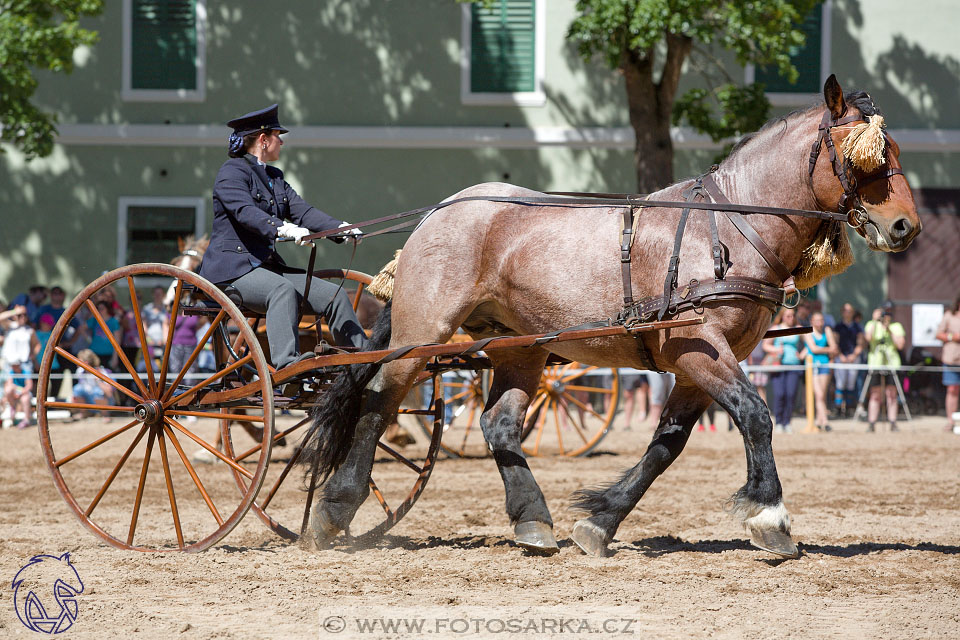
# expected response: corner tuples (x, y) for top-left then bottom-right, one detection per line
(658, 180), (702, 320)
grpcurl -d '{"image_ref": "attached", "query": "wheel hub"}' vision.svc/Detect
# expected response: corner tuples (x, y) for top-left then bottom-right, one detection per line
(134, 400), (165, 425)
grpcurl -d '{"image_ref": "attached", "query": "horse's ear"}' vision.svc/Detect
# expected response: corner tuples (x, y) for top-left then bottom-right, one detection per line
(177, 236), (185, 252)
(823, 74), (846, 119)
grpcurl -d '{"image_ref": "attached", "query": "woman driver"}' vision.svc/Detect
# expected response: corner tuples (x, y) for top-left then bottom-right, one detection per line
(197, 104), (369, 369)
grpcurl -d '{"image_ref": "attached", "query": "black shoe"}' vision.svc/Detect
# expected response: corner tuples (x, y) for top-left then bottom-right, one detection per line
(819, 424), (832, 432)
(889, 422), (899, 432)
(867, 423), (876, 432)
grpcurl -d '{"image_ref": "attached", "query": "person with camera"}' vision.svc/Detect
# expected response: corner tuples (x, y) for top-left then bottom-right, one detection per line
(864, 305), (906, 432)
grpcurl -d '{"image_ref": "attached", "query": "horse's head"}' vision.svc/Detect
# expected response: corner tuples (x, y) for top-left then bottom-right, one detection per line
(809, 75), (921, 252)
(172, 234), (210, 272)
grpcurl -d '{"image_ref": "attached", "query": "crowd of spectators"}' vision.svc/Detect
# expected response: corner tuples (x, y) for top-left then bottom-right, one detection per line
(0, 283), (179, 427)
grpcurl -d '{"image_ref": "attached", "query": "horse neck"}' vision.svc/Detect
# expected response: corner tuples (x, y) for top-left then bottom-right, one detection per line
(711, 111), (828, 274)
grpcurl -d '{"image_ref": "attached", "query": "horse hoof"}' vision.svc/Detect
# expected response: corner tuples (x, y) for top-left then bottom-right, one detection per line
(571, 519), (610, 557)
(749, 527), (799, 558)
(514, 521), (559, 556)
(302, 506), (340, 551)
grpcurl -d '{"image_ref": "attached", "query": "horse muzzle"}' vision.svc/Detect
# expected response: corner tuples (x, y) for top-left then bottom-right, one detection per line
(859, 207), (921, 252)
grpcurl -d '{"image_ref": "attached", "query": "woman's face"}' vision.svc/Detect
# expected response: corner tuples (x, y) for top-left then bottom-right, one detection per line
(782, 309), (796, 326)
(258, 130), (283, 162)
(811, 312), (824, 331)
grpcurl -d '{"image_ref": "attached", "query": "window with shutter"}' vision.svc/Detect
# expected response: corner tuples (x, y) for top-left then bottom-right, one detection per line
(123, 0), (206, 101)
(118, 198), (205, 275)
(461, 0), (545, 106)
(756, 5), (824, 94)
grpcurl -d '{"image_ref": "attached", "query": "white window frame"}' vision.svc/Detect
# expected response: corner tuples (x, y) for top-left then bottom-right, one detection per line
(745, 0), (832, 107)
(117, 196), (206, 285)
(122, 0), (207, 102)
(460, 1), (546, 107)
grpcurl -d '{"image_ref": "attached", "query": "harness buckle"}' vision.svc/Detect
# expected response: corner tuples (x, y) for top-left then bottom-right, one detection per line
(847, 206), (869, 229)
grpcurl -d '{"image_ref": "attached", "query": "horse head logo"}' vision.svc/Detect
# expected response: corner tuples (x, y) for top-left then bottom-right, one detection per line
(12, 553), (84, 634)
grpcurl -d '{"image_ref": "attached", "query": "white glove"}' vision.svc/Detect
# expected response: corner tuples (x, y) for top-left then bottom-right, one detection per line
(277, 221), (313, 246)
(338, 221), (363, 243)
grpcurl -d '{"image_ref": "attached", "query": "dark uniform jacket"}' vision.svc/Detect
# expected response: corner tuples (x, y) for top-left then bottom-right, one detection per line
(198, 154), (342, 284)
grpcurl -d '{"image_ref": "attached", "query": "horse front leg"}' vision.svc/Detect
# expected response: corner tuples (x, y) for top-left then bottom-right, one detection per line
(479, 349), (556, 555)
(714, 370), (798, 558)
(571, 381), (711, 556)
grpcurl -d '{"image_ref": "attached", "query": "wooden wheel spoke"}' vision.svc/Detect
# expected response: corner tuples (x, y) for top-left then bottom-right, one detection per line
(564, 384), (615, 394)
(259, 446), (303, 510)
(559, 366), (597, 384)
(234, 415), (308, 463)
(46, 401), (136, 413)
(162, 424), (224, 525)
(376, 440), (424, 474)
(166, 417), (254, 479)
(163, 354), (254, 409)
(173, 409), (265, 423)
(157, 432), (184, 549)
(558, 398), (591, 444)
(126, 276), (157, 394)
(54, 347), (143, 404)
(446, 388), (474, 402)
(85, 299), (150, 398)
(161, 310), (227, 403)
(85, 425), (149, 518)
(528, 398), (551, 456)
(562, 392), (604, 421)
(55, 418), (140, 467)
(158, 278), (184, 394)
(367, 478), (393, 518)
(552, 398), (566, 454)
(127, 429), (157, 545)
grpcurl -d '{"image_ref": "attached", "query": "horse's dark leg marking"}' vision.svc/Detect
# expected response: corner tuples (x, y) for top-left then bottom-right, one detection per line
(479, 349), (557, 555)
(571, 383), (711, 556)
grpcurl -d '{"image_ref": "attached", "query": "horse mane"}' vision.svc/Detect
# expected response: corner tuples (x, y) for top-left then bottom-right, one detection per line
(171, 234), (210, 266)
(722, 91), (879, 289)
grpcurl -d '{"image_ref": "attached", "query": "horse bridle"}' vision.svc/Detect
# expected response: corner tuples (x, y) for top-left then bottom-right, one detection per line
(808, 109), (904, 234)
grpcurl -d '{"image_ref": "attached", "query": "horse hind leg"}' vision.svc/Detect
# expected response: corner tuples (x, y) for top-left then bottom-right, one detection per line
(479, 348), (557, 555)
(571, 381), (711, 557)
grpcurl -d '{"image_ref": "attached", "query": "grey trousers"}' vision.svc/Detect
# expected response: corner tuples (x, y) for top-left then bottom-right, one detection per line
(228, 267), (369, 369)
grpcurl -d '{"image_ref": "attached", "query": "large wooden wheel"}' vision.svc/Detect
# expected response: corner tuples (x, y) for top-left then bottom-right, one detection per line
(520, 364), (620, 457)
(222, 271), (444, 544)
(37, 264), (274, 552)
(417, 362), (619, 458)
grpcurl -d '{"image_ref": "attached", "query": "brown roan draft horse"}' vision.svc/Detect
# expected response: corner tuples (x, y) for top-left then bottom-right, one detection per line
(299, 76), (921, 558)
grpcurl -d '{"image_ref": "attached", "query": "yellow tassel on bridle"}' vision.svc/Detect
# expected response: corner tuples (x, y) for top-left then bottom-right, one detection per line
(839, 114), (886, 172)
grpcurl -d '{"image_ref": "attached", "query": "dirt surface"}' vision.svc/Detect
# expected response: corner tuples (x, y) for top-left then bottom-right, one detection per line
(2, 411), (959, 639)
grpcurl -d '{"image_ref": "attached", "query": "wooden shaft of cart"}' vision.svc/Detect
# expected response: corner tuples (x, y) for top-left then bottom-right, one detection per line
(195, 316), (705, 406)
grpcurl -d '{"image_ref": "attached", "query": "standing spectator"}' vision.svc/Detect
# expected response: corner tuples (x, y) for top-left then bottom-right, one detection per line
(864, 305), (906, 432)
(70, 349), (116, 421)
(795, 300), (813, 327)
(95, 285), (125, 317)
(167, 312), (199, 378)
(35, 286), (69, 325)
(646, 371), (675, 426)
(832, 303), (864, 418)
(86, 300), (121, 371)
(765, 307), (806, 433)
(34, 313), (63, 398)
(620, 369), (648, 430)
(1, 308), (40, 428)
(935, 295), (960, 433)
(7, 285), (48, 324)
(805, 311), (839, 432)
(747, 340), (770, 405)
(141, 286), (169, 371)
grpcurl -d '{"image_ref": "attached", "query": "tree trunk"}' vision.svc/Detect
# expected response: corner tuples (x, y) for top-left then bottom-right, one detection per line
(621, 34), (692, 193)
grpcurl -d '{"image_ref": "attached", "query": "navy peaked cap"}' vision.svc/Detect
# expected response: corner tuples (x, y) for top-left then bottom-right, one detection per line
(227, 104), (289, 137)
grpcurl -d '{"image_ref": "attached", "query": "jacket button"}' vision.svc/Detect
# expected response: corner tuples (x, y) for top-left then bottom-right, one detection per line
(237, 246), (242, 250)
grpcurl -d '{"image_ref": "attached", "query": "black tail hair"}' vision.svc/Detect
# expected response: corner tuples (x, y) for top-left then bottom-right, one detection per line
(299, 301), (393, 487)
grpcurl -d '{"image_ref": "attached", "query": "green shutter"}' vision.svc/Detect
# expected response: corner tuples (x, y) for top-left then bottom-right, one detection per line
(470, 0), (536, 93)
(131, 0), (197, 91)
(127, 205), (196, 264)
(757, 6), (822, 93)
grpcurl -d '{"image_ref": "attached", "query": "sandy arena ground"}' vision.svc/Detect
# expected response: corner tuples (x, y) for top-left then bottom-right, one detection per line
(1, 409), (958, 639)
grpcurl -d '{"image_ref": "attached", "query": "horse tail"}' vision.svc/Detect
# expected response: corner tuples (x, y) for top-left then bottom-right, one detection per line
(299, 301), (393, 487)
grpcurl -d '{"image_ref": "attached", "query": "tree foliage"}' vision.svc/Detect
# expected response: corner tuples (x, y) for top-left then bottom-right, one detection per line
(0, 0), (104, 159)
(567, 0), (821, 189)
